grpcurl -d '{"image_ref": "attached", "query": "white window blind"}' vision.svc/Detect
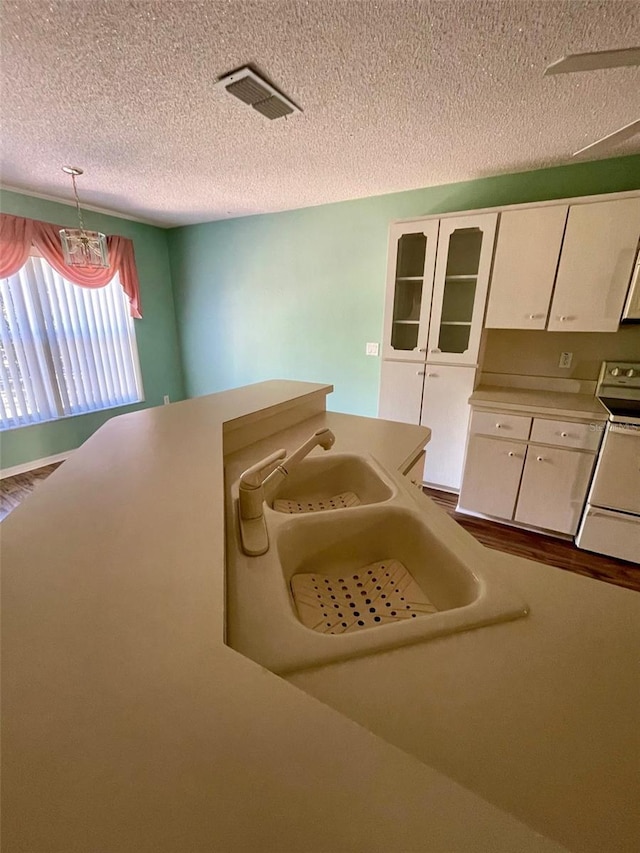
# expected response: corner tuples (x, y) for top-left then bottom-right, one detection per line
(0, 256), (143, 430)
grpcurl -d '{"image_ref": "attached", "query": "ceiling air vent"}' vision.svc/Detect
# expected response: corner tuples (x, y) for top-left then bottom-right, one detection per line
(215, 67), (301, 120)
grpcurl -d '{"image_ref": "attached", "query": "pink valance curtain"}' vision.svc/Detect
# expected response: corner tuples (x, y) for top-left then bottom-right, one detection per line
(0, 213), (142, 318)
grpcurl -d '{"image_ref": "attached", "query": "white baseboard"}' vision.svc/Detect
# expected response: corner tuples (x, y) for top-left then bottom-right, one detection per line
(0, 450), (72, 480)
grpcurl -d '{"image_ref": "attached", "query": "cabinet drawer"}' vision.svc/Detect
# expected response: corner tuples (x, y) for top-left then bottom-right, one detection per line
(530, 418), (600, 451)
(470, 410), (531, 440)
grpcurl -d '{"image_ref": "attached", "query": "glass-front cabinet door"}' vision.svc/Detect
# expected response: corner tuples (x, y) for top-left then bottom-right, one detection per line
(426, 213), (498, 365)
(382, 221), (440, 361)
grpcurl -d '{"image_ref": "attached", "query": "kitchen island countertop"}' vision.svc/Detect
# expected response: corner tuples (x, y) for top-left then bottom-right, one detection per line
(2, 380), (638, 852)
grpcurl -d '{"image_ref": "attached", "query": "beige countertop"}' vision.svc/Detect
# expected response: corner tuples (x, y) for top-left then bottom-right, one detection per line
(471, 384), (609, 420)
(2, 380), (637, 852)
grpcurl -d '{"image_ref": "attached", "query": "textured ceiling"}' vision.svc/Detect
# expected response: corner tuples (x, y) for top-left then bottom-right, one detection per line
(1, 0), (639, 226)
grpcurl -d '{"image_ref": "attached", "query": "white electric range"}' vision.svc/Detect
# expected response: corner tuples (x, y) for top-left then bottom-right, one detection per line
(576, 362), (640, 564)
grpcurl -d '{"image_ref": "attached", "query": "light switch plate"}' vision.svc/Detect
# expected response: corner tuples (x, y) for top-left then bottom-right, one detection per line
(559, 352), (573, 369)
(366, 342), (379, 356)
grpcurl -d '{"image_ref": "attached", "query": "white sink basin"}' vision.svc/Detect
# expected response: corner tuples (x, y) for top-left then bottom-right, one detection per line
(225, 452), (528, 675)
(279, 505), (478, 622)
(270, 452), (394, 513)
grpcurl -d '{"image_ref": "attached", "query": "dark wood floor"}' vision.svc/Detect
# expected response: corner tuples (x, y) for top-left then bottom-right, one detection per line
(0, 463), (62, 522)
(424, 488), (640, 594)
(2, 467), (637, 593)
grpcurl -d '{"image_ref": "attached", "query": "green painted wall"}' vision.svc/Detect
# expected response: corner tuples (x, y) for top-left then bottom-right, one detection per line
(168, 154), (640, 416)
(0, 190), (185, 469)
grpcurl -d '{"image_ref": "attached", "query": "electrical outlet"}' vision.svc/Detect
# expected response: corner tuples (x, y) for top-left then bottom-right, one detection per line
(559, 352), (573, 369)
(163, 395), (170, 405)
(366, 342), (379, 357)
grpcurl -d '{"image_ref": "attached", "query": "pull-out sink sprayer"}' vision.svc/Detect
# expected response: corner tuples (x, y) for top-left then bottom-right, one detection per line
(238, 428), (336, 556)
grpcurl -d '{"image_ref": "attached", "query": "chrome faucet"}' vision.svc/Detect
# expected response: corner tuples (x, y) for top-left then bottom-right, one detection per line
(238, 428), (336, 556)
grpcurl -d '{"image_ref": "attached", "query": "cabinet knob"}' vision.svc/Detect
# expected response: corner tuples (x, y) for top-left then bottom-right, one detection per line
(561, 431), (568, 437)
(528, 314), (535, 319)
(418, 347), (427, 352)
(496, 423), (502, 429)
(427, 372), (437, 377)
(416, 370), (425, 376)
(431, 348), (440, 353)
(508, 451), (515, 457)
(536, 456), (544, 462)
(558, 316), (567, 322)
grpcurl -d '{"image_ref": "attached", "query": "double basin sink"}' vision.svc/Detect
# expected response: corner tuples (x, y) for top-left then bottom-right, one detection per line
(225, 451), (528, 674)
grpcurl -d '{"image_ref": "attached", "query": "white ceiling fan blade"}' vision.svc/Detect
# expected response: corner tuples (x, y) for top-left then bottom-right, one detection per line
(545, 47), (640, 75)
(573, 119), (640, 157)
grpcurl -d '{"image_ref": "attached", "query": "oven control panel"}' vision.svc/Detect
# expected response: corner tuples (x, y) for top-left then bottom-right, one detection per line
(598, 362), (640, 392)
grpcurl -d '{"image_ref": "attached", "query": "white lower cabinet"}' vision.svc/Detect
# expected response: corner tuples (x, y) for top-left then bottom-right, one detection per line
(459, 408), (600, 537)
(420, 365), (476, 491)
(514, 445), (596, 535)
(378, 360), (424, 424)
(378, 361), (476, 491)
(458, 437), (525, 519)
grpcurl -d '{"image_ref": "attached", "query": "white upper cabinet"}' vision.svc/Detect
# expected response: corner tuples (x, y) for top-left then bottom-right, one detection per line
(547, 197), (640, 332)
(382, 221), (439, 361)
(485, 205), (568, 330)
(426, 213), (498, 365)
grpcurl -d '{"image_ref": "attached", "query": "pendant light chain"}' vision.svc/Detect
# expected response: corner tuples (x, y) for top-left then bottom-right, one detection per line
(71, 171), (86, 233)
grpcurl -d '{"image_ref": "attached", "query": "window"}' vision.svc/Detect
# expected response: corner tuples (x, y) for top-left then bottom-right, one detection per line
(0, 256), (143, 430)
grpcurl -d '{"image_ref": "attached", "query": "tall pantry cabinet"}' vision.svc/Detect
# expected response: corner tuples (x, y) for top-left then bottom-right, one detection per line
(379, 212), (497, 491)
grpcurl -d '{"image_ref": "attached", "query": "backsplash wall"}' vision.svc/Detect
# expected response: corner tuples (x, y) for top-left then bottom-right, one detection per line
(482, 326), (640, 380)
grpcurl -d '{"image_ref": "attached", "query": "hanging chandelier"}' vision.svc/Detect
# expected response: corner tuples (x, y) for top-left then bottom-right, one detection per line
(59, 166), (109, 268)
